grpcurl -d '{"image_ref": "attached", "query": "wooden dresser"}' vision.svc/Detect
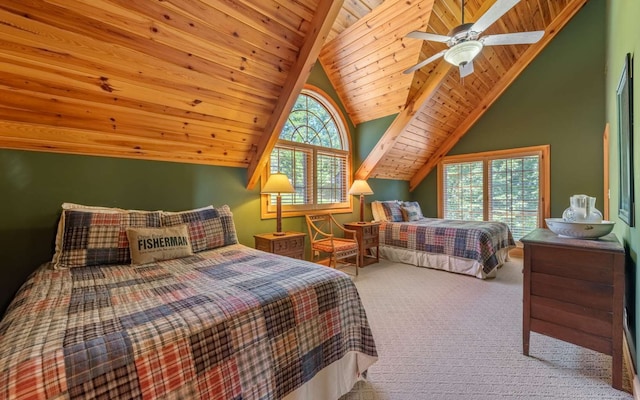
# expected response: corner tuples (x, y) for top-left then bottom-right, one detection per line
(521, 228), (625, 389)
(254, 232), (305, 260)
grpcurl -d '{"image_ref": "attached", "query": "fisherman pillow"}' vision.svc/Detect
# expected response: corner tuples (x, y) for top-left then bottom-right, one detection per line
(126, 224), (193, 265)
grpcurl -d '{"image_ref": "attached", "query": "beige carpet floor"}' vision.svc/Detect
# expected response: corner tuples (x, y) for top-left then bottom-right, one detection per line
(341, 258), (633, 400)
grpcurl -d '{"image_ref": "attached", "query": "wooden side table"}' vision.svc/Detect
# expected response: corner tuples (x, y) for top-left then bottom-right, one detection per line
(521, 228), (625, 390)
(254, 232), (306, 260)
(344, 222), (380, 267)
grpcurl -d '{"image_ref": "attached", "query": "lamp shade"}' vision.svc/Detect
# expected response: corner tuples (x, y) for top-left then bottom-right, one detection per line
(444, 40), (483, 66)
(349, 180), (373, 196)
(262, 173), (295, 194)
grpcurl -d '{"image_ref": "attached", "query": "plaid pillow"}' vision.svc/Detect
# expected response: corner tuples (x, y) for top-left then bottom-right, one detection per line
(53, 203), (126, 266)
(402, 201), (424, 221)
(161, 205), (238, 252)
(381, 202), (403, 222)
(55, 210), (162, 268)
(401, 204), (423, 221)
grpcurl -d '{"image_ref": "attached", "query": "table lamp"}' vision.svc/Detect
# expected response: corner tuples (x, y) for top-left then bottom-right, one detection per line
(262, 173), (295, 236)
(349, 179), (373, 223)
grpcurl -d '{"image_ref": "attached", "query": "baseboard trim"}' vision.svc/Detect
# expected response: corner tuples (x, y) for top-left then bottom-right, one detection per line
(623, 330), (638, 397)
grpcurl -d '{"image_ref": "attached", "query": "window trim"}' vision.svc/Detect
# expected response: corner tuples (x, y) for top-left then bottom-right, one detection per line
(437, 145), (551, 232)
(261, 85), (353, 220)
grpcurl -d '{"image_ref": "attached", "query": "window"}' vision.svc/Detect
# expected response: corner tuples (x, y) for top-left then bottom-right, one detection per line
(438, 146), (550, 241)
(262, 86), (351, 218)
(441, 161), (484, 221)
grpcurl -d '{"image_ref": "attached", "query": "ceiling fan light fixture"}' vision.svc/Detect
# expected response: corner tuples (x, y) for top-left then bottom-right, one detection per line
(444, 40), (483, 66)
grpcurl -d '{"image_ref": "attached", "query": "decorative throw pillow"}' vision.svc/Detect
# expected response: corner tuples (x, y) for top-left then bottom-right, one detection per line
(401, 201), (424, 221)
(371, 201), (384, 221)
(126, 224), (193, 265)
(54, 209), (162, 268)
(401, 204), (423, 221)
(52, 203), (126, 266)
(161, 205), (238, 252)
(380, 201), (404, 222)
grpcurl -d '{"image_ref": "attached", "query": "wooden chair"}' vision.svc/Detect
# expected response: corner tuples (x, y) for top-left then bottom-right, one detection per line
(305, 213), (359, 276)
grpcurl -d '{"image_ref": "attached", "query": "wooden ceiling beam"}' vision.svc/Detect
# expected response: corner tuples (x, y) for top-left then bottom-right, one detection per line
(354, 59), (451, 180)
(246, 0), (345, 190)
(409, 0), (588, 191)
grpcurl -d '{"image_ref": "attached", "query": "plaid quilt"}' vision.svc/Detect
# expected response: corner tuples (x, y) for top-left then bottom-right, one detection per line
(379, 219), (515, 275)
(0, 244), (377, 399)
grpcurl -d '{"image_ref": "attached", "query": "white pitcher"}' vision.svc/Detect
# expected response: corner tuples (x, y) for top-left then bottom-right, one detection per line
(562, 194), (603, 223)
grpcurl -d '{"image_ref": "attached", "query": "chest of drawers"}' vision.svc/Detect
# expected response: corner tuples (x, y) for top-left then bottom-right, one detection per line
(521, 228), (625, 389)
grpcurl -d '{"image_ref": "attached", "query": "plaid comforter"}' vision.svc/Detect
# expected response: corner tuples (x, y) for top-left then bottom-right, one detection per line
(379, 219), (515, 275)
(0, 244), (377, 399)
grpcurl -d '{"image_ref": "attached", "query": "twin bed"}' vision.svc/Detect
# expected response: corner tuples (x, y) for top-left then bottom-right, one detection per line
(372, 201), (515, 279)
(0, 204), (377, 400)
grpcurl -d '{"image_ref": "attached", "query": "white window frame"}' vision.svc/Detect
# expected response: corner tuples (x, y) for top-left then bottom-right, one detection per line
(261, 85), (353, 219)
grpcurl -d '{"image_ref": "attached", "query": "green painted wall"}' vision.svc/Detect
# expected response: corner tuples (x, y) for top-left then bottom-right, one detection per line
(606, 0), (640, 368)
(353, 114), (411, 221)
(412, 171), (439, 218)
(0, 150), (272, 311)
(413, 0), (606, 220)
(353, 114), (396, 169)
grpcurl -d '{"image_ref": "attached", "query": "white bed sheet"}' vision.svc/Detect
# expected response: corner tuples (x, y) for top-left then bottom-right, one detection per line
(374, 246), (511, 279)
(284, 351), (377, 400)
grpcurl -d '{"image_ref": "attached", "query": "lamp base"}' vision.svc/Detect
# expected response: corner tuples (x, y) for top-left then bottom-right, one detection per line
(273, 231), (286, 236)
(356, 221), (368, 224)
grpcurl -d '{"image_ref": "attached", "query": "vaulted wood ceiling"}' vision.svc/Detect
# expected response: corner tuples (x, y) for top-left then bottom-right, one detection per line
(0, 0), (588, 191)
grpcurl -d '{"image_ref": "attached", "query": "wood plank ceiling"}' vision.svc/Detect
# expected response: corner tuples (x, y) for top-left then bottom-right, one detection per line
(0, 0), (588, 190)
(322, 0), (587, 190)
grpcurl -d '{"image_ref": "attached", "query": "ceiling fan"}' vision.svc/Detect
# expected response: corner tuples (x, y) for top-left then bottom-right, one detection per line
(403, 0), (544, 77)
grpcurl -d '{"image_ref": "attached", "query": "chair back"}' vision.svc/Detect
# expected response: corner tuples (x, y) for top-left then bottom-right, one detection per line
(305, 213), (335, 244)
(304, 213), (359, 275)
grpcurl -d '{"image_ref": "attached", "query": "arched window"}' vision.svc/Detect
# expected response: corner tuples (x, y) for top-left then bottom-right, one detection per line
(262, 86), (352, 218)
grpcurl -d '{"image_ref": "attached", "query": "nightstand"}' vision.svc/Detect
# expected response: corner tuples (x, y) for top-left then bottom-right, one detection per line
(344, 222), (380, 267)
(254, 232), (306, 260)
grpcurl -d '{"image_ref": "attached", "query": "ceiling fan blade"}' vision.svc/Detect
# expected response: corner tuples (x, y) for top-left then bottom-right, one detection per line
(459, 61), (474, 78)
(403, 50), (447, 74)
(406, 31), (451, 43)
(482, 31), (544, 46)
(470, 0), (520, 33)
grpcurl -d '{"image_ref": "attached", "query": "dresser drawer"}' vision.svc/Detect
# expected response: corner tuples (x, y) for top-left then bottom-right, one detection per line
(274, 236), (304, 252)
(363, 236), (378, 246)
(254, 233), (306, 260)
(529, 244), (614, 284)
(530, 272), (613, 311)
(362, 225), (379, 238)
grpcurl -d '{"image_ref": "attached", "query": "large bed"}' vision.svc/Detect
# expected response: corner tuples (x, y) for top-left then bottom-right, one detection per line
(372, 201), (515, 279)
(0, 204), (377, 400)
